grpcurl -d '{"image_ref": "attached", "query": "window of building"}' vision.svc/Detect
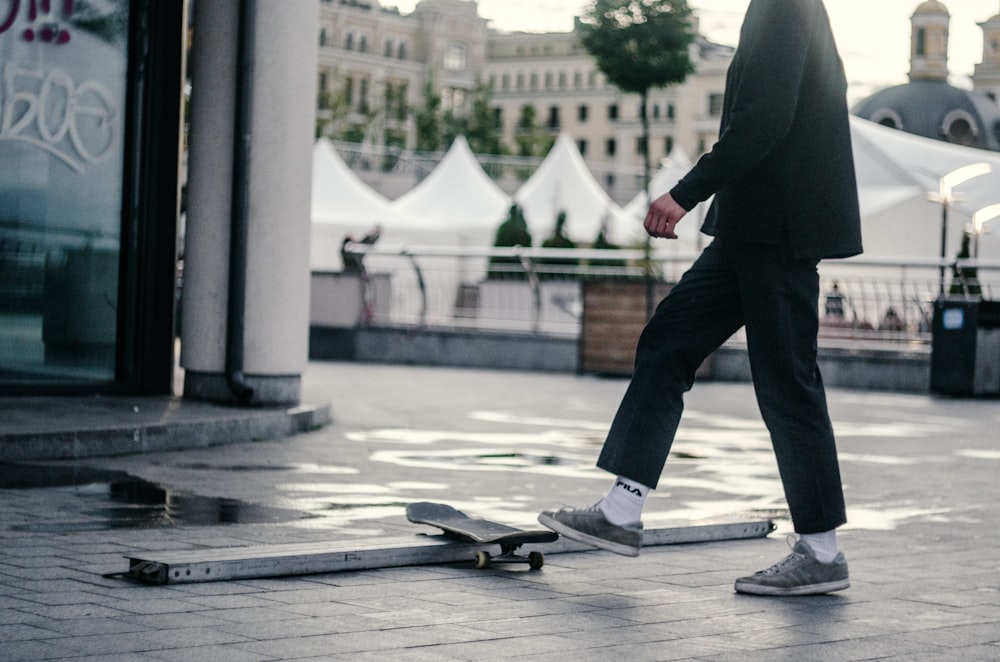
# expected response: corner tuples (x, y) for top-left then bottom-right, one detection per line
(578, 105), (588, 122)
(870, 108), (903, 129)
(358, 78), (369, 113)
(444, 42), (467, 71)
(608, 104), (618, 121)
(635, 136), (647, 156)
(359, 34), (367, 53)
(941, 109), (978, 146)
(345, 32), (354, 50)
(588, 71), (597, 88)
(544, 72), (553, 89)
(605, 173), (616, 188)
(573, 71), (582, 88)
(319, 27), (328, 47)
(606, 138), (617, 156)
(916, 28), (926, 56)
(708, 93), (724, 117)
(385, 39), (394, 57)
(398, 43), (407, 60)
(516, 73), (524, 89)
(578, 139), (588, 156)
(547, 106), (560, 130)
(530, 73), (538, 89)
(652, 104), (660, 120)
(494, 107), (503, 130)
(501, 73), (510, 90)
(667, 103), (675, 120)
(558, 72), (566, 89)
(664, 135), (674, 154)
(345, 76), (354, 104)
(318, 72), (329, 108)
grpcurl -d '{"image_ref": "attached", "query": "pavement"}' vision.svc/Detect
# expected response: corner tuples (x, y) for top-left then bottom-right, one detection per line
(1, 360), (999, 661)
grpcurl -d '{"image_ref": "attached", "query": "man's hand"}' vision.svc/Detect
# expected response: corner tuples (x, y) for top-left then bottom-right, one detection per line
(644, 193), (687, 239)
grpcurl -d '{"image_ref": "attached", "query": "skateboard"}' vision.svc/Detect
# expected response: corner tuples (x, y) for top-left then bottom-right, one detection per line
(406, 502), (558, 569)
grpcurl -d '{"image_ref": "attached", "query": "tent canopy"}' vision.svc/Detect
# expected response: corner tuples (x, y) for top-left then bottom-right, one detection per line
(391, 136), (511, 235)
(849, 117), (1000, 259)
(515, 133), (632, 246)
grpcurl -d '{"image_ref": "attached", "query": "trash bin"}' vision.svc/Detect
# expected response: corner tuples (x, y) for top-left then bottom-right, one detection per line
(930, 298), (1000, 395)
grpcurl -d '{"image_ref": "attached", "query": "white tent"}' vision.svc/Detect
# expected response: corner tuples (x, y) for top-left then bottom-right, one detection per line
(850, 117), (1000, 260)
(391, 135), (511, 247)
(515, 133), (632, 246)
(310, 139), (404, 270)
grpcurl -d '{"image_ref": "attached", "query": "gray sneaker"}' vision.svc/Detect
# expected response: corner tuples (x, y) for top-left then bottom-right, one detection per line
(735, 540), (850, 596)
(538, 503), (643, 557)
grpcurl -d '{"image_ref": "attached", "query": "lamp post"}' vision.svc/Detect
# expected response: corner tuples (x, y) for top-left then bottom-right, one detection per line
(928, 163), (992, 295)
(971, 204), (1000, 258)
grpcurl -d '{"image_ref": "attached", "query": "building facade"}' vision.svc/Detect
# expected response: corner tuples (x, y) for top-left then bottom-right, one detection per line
(853, 1), (1000, 152)
(973, 6), (1000, 103)
(315, 0), (733, 202)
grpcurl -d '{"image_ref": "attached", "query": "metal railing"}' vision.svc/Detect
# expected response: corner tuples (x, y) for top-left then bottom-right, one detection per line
(339, 243), (1000, 343)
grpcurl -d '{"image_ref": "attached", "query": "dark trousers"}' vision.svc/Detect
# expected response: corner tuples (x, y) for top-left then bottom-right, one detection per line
(597, 239), (847, 534)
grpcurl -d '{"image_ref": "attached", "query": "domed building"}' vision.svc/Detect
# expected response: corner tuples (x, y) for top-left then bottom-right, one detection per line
(852, 1), (1000, 152)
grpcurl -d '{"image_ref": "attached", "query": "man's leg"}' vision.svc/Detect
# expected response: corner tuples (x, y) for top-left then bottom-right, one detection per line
(736, 246), (846, 534)
(732, 245), (849, 596)
(539, 242), (744, 555)
(596, 241), (745, 488)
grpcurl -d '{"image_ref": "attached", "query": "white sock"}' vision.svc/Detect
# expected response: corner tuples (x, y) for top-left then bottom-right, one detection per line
(799, 530), (840, 564)
(598, 476), (650, 525)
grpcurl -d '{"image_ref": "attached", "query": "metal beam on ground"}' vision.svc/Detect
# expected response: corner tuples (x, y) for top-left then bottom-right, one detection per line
(123, 519), (775, 585)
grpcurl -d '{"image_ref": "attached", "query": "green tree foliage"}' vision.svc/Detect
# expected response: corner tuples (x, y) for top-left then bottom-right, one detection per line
(539, 211), (581, 279)
(576, 0), (695, 194)
(463, 80), (505, 155)
(488, 204), (533, 279)
(415, 80), (443, 152)
(514, 104), (554, 158)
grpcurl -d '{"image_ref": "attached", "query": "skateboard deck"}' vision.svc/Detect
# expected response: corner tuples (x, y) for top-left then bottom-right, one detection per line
(406, 502), (557, 569)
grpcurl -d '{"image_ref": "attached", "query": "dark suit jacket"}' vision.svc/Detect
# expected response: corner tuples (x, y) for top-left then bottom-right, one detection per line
(670, 0), (863, 260)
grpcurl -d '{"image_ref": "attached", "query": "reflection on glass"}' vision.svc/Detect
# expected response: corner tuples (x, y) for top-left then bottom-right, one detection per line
(0, 0), (130, 385)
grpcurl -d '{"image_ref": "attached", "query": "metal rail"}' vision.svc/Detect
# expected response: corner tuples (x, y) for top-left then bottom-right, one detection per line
(341, 243), (1000, 340)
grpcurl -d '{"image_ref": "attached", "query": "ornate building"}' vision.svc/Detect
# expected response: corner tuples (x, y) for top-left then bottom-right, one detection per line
(315, 0), (733, 201)
(973, 5), (1000, 103)
(852, 1), (1000, 152)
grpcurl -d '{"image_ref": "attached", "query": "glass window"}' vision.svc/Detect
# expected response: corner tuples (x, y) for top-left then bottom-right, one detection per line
(444, 42), (466, 71)
(1, 0), (131, 385)
(708, 93), (724, 117)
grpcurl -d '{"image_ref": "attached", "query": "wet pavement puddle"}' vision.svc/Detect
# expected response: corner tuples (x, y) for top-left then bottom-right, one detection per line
(0, 464), (313, 533)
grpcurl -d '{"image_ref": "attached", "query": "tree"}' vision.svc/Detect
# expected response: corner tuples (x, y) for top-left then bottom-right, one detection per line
(488, 204), (533, 279)
(539, 211), (581, 279)
(463, 79), (505, 156)
(415, 80), (443, 152)
(576, 0), (695, 201)
(514, 104), (554, 159)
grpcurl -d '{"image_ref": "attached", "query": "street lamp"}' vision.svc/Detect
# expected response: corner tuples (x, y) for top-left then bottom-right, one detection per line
(971, 203), (1000, 258)
(928, 163), (992, 295)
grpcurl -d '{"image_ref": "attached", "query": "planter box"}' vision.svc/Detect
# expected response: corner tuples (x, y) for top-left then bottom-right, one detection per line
(579, 280), (672, 375)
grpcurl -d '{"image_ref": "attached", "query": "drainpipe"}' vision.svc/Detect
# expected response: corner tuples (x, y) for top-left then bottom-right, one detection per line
(226, 0), (255, 403)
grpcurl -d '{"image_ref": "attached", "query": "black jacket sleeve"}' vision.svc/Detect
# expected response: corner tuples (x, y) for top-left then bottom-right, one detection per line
(671, 0), (816, 210)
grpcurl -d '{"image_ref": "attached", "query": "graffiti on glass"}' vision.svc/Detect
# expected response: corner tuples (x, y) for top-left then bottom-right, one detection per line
(1, 0), (75, 44)
(1, 62), (118, 173)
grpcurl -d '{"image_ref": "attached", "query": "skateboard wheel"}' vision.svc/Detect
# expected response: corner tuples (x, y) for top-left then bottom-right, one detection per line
(474, 551), (491, 569)
(528, 551), (544, 570)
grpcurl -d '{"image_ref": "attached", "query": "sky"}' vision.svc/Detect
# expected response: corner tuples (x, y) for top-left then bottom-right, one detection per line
(387, 0), (997, 105)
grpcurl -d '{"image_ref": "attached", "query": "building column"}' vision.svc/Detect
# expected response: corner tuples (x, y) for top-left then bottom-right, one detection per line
(181, 0), (318, 405)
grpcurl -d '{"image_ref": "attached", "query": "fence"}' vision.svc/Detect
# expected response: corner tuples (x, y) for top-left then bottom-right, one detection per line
(337, 243), (1000, 344)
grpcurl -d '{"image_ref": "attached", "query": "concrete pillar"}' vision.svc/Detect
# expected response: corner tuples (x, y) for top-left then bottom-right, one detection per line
(181, 0), (318, 405)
